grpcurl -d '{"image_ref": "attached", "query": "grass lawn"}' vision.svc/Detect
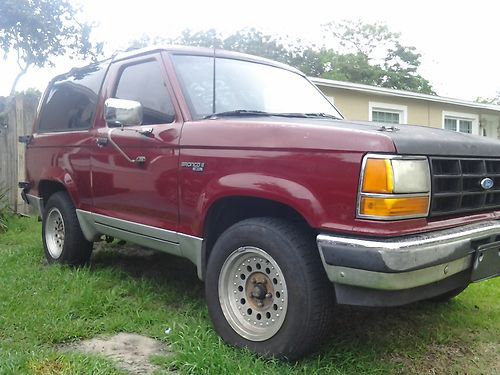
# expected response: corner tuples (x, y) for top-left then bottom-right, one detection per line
(0, 215), (498, 374)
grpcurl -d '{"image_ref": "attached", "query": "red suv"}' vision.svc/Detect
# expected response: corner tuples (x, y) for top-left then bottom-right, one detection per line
(21, 46), (500, 360)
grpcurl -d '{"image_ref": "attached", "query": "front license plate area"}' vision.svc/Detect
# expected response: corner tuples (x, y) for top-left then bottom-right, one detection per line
(471, 241), (500, 282)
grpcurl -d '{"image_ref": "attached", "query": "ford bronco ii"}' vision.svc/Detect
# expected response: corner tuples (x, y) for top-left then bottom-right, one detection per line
(20, 46), (500, 360)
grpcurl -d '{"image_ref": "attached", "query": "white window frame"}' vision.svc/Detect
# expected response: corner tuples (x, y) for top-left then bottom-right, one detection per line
(442, 111), (479, 135)
(368, 102), (408, 124)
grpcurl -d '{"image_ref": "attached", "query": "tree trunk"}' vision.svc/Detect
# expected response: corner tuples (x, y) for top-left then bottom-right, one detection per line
(9, 65), (29, 97)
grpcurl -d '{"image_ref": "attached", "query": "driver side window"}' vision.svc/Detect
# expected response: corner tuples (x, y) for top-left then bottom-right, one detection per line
(114, 60), (175, 125)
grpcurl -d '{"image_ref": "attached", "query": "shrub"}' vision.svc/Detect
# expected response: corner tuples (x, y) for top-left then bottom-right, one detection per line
(0, 185), (10, 232)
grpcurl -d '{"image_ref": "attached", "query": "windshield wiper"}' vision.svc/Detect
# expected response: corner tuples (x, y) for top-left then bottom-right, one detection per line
(259, 112), (342, 119)
(204, 110), (272, 119)
(303, 112), (342, 120)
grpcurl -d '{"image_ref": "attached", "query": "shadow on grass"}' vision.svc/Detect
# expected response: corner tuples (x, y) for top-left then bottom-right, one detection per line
(89, 242), (472, 369)
(90, 242), (205, 300)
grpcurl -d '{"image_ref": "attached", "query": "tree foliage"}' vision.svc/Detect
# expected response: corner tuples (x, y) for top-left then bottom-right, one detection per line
(321, 21), (434, 93)
(476, 92), (500, 106)
(134, 21), (434, 95)
(133, 28), (333, 77)
(0, 0), (103, 95)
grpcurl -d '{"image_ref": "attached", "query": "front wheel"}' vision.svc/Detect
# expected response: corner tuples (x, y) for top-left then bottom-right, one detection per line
(205, 218), (334, 360)
(42, 191), (93, 266)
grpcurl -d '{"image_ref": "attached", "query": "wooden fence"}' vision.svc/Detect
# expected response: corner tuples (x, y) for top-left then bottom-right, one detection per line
(0, 94), (38, 215)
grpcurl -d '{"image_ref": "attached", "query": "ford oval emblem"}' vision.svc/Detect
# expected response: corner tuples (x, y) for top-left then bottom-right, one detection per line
(480, 177), (494, 190)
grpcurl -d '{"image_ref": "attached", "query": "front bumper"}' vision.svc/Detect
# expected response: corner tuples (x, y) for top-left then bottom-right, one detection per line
(317, 221), (500, 306)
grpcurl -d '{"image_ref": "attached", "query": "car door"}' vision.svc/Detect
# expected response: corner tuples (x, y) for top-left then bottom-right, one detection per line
(90, 53), (182, 249)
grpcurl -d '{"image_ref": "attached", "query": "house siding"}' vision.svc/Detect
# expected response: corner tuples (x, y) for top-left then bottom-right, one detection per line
(316, 83), (500, 139)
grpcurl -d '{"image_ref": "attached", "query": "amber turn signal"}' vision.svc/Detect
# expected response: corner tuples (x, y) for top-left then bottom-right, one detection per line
(362, 159), (394, 194)
(358, 155), (431, 220)
(360, 196), (430, 218)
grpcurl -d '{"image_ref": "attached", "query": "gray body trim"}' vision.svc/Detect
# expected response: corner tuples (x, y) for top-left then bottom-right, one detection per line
(76, 210), (203, 279)
(26, 194), (44, 216)
(317, 220), (500, 291)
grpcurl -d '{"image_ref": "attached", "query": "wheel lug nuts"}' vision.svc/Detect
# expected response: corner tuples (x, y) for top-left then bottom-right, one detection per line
(265, 293), (272, 298)
(257, 302), (263, 307)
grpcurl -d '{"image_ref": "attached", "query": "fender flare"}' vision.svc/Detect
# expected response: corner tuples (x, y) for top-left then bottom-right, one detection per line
(38, 166), (81, 208)
(196, 172), (326, 234)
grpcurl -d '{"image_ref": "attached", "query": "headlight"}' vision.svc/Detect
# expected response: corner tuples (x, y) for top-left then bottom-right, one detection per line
(358, 154), (431, 220)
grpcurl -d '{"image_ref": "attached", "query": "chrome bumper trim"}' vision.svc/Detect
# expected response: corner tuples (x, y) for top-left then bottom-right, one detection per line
(317, 220), (500, 290)
(323, 255), (472, 290)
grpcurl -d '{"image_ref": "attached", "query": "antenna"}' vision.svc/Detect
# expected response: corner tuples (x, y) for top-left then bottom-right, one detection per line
(212, 46), (216, 114)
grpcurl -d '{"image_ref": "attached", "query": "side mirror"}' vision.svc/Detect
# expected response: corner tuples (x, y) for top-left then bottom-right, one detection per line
(104, 98), (143, 127)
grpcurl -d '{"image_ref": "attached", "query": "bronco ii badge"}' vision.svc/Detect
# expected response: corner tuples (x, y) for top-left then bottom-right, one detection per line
(181, 161), (205, 172)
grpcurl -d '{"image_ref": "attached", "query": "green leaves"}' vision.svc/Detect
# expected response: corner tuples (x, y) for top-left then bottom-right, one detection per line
(0, 0), (103, 95)
(322, 20), (435, 94)
(476, 92), (500, 105)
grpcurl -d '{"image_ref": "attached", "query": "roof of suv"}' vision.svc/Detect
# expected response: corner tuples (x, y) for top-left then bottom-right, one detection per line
(47, 45), (304, 100)
(111, 45), (303, 75)
(53, 45), (303, 85)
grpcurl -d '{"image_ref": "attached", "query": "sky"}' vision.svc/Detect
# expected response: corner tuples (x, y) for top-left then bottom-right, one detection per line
(1, 0), (499, 102)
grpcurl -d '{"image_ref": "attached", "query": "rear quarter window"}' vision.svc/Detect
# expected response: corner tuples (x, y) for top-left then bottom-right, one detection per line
(38, 63), (107, 132)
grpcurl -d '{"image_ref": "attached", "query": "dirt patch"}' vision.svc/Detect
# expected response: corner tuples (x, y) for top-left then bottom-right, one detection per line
(389, 341), (499, 375)
(61, 333), (173, 374)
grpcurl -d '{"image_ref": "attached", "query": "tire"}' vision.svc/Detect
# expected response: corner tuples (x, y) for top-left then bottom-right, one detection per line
(429, 285), (468, 303)
(42, 191), (93, 266)
(205, 217), (334, 361)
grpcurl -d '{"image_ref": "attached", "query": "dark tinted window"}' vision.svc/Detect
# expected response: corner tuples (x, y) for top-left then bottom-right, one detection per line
(38, 63), (106, 132)
(114, 60), (175, 125)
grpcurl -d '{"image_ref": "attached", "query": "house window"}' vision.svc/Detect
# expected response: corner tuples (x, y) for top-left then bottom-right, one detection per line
(372, 110), (401, 124)
(444, 117), (472, 133)
(442, 111), (478, 135)
(369, 102), (407, 124)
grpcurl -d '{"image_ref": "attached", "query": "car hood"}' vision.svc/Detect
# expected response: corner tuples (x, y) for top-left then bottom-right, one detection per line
(184, 117), (500, 157)
(348, 120), (500, 157)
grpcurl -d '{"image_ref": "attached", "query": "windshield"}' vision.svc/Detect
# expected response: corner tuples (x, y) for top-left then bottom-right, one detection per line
(171, 54), (343, 120)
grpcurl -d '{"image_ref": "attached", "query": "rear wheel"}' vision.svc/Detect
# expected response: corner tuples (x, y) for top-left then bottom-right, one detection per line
(42, 191), (92, 266)
(205, 217), (334, 360)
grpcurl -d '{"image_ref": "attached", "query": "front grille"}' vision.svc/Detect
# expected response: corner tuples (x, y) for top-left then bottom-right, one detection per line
(430, 157), (500, 217)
